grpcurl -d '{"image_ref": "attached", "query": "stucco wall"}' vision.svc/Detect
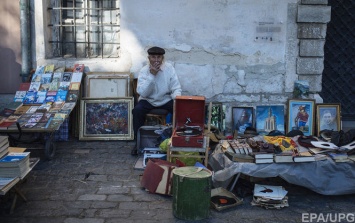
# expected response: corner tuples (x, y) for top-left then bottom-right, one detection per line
(33, 0), (330, 132)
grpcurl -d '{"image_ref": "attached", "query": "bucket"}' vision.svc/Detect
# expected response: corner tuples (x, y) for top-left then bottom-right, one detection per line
(172, 166), (212, 220)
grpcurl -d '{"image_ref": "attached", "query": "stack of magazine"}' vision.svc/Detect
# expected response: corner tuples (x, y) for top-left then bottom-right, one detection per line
(0, 152), (30, 178)
(0, 136), (9, 158)
(251, 184), (289, 209)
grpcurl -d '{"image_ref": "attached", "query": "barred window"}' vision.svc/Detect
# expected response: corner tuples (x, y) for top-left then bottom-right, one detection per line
(47, 0), (120, 58)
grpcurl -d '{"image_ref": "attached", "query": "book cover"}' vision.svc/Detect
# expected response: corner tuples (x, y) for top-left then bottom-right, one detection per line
(5, 102), (23, 111)
(251, 152), (274, 159)
(52, 72), (63, 82)
(0, 122), (14, 130)
(69, 82), (80, 90)
(66, 90), (79, 102)
(14, 105), (31, 115)
(48, 81), (59, 91)
(62, 72), (72, 82)
(41, 73), (52, 84)
(70, 72), (83, 83)
(28, 113), (44, 123)
(14, 91), (26, 102)
(34, 122), (47, 128)
(49, 102), (64, 112)
(29, 82), (41, 92)
(26, 106), (39, 114)
(18, 83), (31, 91)
(46, 118), (63, 130)
(44, 64), (55, 73)
(23, 91), (37, 104)
(36, 103), (51, 113)
(22, 122), (38, 128)
(0, 152), (29, 162)
(73, 64), (85, 72)
(0, 109), (15, 117)
(45, 91), (57, 103)
(55, 90), (68, 102)
(31, 73), (42, 82)
(38, 112), (54, 123)
(39, 83), (50, 92)
(4, 114), (21, 123)
(58, 82), (70, 91)
(54, 113), (66, 120)
(34, 65), (45, 74)
(61, 102), (76, 111)
(17, 114), (31, 123)
(34, 91), (47, 104)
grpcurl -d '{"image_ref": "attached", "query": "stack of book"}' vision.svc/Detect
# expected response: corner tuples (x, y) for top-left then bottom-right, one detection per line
(251, 184), (289, 209)
(251, 152), (274, 164)
(0, 152), (30, 178)
(327, 152), (349, 163)
(0, 136), (9, 158)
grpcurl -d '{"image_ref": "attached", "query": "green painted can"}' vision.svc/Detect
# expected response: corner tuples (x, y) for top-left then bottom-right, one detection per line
(172, 166), (212, 220)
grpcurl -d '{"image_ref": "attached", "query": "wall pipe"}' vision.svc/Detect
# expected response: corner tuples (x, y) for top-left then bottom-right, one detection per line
(20, 0), (31, 82)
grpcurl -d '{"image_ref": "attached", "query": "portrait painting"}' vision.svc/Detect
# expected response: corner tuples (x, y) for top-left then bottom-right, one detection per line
(287, 99), (315, 136)
(79, 98), (134, 140)
(232, 107), (254, 134)
(256, 105), (285, 135)
(316, 103), (341, 135)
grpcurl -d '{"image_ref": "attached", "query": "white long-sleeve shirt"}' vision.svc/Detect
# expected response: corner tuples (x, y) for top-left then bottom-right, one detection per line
(137, 62), (182, 107)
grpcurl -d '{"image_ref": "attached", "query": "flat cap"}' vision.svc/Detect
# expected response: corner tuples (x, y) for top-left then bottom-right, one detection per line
(147, 46), (165, 55)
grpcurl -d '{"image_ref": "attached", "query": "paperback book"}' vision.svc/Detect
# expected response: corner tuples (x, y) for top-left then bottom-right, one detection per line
(73, 64), (85, 72)
(14, 91), (26, 102)
(41, 73), (52, 84)
(23, 91), (37, 104)
(34, 91), (47, 104)
(55, 90), (68, 102)
(70, 72), (83, 83)
(48, 81), (59, 91)
(45, 91), (57, 103)
(62, 72), (72, 82)
(66, 90), (79, 102)
(29, 82), (41, 92)
(14, 105), (31, 115)
(58, 82), (70, 91)
(52, 73), (63, 82)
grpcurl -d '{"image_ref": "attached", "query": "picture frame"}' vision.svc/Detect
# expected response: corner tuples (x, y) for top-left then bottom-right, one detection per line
(316, 103), (341, 135)
(286, 99), (315, 136)
(256, 105), (285, 135)
(232, 107), (254, 134)
(84, 72), (131, 98)
(205, 102), (224, 132)
(79, 97), (134, 140)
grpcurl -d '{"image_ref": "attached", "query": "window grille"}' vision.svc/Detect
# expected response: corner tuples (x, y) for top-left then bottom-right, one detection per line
(47, 0), (120, 58)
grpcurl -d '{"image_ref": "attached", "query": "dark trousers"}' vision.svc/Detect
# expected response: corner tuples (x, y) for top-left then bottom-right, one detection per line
(132, 99), (174, 138)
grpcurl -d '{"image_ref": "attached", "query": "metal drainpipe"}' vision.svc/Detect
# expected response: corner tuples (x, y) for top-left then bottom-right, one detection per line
(20, 0), (31, 82)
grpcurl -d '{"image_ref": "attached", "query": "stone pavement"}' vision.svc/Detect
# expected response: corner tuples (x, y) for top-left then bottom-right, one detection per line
(0, 137), (355, 223)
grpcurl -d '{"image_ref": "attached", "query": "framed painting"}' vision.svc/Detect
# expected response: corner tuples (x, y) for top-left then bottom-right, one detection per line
(232, 107), (254, 134)
(79, 97), (134, 140)
(286, 99), (315, 136)
(84, 72), (131, 98)
(256, 105), (285, 135)
(205, 102), (224, 132)
(316, 103), (341, 135)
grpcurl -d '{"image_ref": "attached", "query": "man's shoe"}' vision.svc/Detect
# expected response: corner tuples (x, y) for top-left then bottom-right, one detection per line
(131, 148), (138, 156)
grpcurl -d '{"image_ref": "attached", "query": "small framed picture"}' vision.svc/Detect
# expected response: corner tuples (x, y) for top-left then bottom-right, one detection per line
(232, 107), (254, 134)
(205, 102), (224, 132)
(286, 99), (315, 136)
(256, 105), (285, 135)
(316, 103), (341, 135)
(79, 97), (134, 140)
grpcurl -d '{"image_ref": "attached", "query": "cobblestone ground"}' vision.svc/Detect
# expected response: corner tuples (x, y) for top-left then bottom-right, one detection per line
(0, 137), (355, 223)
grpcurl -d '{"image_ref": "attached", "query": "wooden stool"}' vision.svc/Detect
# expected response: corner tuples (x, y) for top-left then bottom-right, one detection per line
(145, 108), (169, 126)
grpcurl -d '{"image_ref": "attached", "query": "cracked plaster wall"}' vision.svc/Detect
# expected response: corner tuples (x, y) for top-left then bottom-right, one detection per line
(33, 0), (328, 132)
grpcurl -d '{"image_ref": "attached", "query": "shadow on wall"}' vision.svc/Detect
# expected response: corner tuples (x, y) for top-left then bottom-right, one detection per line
(0, 47), (21, 93)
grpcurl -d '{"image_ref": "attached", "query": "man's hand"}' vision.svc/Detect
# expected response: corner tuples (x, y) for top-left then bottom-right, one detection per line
(150, 62), (161, 75)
